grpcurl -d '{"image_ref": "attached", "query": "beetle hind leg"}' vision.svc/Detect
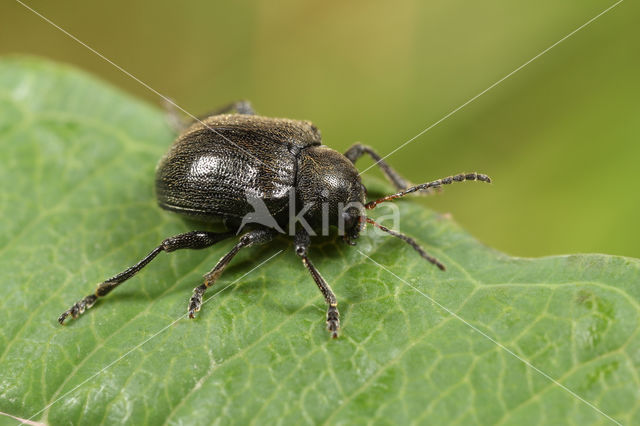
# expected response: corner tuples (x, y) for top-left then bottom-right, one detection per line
(187, 228), (275, 318)
(58, 231), (233, 325)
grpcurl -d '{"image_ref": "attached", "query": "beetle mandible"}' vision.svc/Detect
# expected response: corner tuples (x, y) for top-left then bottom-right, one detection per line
(58, 101), (491, 338)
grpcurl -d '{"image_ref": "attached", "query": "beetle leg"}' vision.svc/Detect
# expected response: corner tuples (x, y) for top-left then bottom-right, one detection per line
(188, 227), (275, 318)
(207, 100), (255, 116)
(58, 231), (233, 324)
(194, 101), (255, 125)
(164, 100), (255, 132)
(344, 143), (412, 190)
(294, 228), (340, 338)
(344, 143), (438, 195)
(163, 98), (187, 133)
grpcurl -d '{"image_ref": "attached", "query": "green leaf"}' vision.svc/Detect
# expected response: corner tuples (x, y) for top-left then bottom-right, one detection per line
(1, 57), (638, 425)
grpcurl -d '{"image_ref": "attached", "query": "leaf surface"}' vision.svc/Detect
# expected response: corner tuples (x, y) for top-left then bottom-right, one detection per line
(0, 57), (638, 425)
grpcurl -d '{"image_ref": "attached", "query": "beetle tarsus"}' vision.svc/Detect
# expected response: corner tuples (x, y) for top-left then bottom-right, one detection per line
(58, 294), (98, 324)
(57, 231), (232, 325)
(295, 228), (341, 338)
(188, 284), (206, 318)
(185, 229), (276, 319)
(327, 305), (340, 339)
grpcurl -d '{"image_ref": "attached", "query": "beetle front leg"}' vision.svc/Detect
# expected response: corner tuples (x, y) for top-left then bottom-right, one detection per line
(344, 143), (412, 190)
(344, 143), (439, 195)
(188, 227), (275, 318)
(294, 228), (340, 338)
(58, 231), (233, 324)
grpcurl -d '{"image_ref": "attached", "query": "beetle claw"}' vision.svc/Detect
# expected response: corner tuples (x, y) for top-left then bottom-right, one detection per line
(188, 284), (206, 318)
(58, 294), (97, 325)
(327, 305), (340, 338)
(58, 311), (70, 325)
(187, 304), (200, 319)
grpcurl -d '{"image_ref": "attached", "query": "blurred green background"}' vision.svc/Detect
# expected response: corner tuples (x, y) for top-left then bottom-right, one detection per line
(1, 0), (638, 258)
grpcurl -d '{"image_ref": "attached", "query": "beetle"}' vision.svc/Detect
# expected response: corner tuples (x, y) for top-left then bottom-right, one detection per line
(58, 101), (491, 338)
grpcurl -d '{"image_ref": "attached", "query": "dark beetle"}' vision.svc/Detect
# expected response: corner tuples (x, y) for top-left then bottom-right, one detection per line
(59, 101), (491, 338)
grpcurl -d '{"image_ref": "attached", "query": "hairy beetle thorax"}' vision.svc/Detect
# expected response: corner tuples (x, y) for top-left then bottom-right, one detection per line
(295, 146), (366, 231)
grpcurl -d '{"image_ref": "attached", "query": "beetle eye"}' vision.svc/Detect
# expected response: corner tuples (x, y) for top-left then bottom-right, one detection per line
(360, 182), (367, 197)
(342, 212), (354, 226)
(342, 210), (362, 230)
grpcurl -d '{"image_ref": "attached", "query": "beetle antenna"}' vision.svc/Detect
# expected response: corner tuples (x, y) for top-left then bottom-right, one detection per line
(365, 172), (491, 209)
(364, 217), (445, 270)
